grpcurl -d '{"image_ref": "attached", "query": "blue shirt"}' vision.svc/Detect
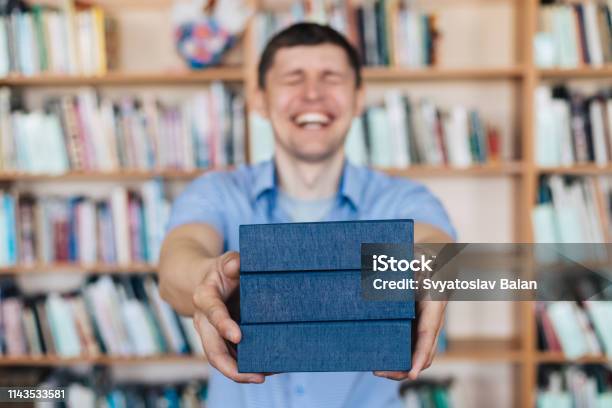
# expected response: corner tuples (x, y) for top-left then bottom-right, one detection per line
(167, 160), (456, 408)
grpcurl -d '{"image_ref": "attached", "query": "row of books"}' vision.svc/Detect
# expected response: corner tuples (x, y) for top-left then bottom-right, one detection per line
(537, 365), (612, 408)
(0, 1), (117, 77)
(64, 381), (207, 408)
(532, 176), (611, 244)
(0, 181), (169, 267)
(0, 275), (204, 358)
(536, 1), (612, 68)
(536, 85), (612, 167)
(399, 378), (453, 408)
(255, 0), (438, 68)
(536, 301), (612, 359)
(0, 190), (16, 267)
(0, 85), (246, 173)
(250, 91), (502, 167)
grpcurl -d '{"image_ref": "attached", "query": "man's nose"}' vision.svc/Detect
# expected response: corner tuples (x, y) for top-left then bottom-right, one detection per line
(302, 79), (324, 101)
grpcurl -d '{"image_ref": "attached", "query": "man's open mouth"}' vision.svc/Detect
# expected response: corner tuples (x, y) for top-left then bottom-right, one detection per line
(292, 112), (334, 130)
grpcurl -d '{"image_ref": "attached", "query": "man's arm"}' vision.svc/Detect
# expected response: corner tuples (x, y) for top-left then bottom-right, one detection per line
(158, 223), (265, 384)
(375, 222), (453, 381)
(158, 223), (223, 316)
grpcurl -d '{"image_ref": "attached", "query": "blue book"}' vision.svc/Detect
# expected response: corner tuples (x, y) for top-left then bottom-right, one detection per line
(238, 220), (415, 372)
(238, 320), (411, 373)
(240, 220), (414, 272)
(240, 270), (414, 323)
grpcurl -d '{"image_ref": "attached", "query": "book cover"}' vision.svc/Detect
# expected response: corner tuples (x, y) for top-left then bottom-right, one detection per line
(240, 270), (414, 324)
(238, 320), (411, 373)
(240, 220), (414, 272)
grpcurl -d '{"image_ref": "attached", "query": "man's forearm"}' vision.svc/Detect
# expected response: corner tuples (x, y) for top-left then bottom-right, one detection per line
(158, 224), (223, 316)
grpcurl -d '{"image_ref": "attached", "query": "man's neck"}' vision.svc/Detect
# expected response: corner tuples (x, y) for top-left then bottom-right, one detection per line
(275, 151), (345, 201)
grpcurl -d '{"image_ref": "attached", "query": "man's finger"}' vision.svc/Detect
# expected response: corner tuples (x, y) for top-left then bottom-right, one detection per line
(373, 371), (409, 381)
(198, 319), (264, 384)
(194, 284), (241, 343)
(218, 251), (241, 281)
(408, 301), (446, 379)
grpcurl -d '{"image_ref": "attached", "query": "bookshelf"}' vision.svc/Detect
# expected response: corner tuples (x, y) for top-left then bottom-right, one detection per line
(0, 0), (610, 407)
(0, 163), (524, 182)
(0, 263), (156, 275)
(538, 65), (612, 79)
(537, 165), (612, 175)
(0, 338), (524, 366)
(0, 68), (246, 86)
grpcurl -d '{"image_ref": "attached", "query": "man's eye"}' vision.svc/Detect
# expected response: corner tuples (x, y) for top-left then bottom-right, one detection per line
(323, 74), (344, 84)
(281, 76), (302, 85)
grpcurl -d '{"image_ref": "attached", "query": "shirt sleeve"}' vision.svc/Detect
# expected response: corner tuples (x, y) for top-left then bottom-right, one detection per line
(392, 181), (457, 241)
(166, 173), (226, 238)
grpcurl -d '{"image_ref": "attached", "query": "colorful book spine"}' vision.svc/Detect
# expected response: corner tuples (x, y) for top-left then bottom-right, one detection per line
(0, 86), (246, 173)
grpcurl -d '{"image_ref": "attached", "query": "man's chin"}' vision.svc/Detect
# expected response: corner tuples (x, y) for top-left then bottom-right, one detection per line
(289, 148), (342, 163)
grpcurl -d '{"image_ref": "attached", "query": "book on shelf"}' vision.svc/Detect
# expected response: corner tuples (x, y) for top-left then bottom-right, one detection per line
(250, 90), (502, 168)
(61, 380), (208, 408)
(0, 189), (17, 267)
(0, 0), (119, 77)
(536, 85), (612, 167)
(0, 274), (204, 358)
(532, 176), (611, 244)
(0, 84), (246, 174)
(0, 181), (170, 266)
(535, 0), (612, 68)
(255, 0), (439, 68)
(347, 94), (501, 167)
(537, 301), (612, 359)
(7, 367), (209, 407)
(537, 365), (612, 408)
(399, 378), (453, 408)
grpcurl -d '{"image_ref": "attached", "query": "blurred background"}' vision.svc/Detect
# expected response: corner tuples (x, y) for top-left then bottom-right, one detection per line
(0, 0), (611, 407)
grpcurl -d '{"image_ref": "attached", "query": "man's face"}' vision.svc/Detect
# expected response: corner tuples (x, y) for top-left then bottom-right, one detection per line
(258, 44), (364, 162)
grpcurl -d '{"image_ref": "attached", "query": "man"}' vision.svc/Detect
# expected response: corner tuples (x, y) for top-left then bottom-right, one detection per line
(159, 22), (455, 408)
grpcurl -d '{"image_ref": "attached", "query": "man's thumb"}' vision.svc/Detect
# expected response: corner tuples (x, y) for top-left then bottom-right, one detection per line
(221, 252), (240, 278)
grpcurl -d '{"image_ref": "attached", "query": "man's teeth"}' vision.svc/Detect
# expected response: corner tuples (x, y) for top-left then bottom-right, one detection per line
(295, 112), (331, 126)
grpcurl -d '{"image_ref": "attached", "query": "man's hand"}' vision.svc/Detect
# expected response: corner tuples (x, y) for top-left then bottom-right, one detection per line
(192, 251), (266, 384)
(373, 300), (447, 381)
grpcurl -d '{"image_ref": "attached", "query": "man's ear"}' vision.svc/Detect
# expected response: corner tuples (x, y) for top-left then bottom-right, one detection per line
(354, 85), (366, 117)
(252, 88), (269, 119)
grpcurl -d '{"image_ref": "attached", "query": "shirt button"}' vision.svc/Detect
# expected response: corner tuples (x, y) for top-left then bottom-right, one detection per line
(295, 385), (305, 396)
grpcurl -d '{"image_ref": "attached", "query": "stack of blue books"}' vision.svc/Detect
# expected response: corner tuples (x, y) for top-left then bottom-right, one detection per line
(238, 220), (415, 372)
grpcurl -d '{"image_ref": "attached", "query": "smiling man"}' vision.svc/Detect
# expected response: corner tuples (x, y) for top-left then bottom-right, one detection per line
(158, 23), (455, 408)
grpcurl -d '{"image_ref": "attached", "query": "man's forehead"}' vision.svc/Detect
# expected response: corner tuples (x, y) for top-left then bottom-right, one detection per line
(271, 44), (352, 71)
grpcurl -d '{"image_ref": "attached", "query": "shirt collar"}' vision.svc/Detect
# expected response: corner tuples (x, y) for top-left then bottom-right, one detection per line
(250, 159), (362, 209)
(250, 160), (276, 202)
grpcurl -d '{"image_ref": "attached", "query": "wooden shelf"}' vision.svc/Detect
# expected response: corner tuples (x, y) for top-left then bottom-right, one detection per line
(0, 339), (523, 366)
(0, 263), (156, 275)
(381, 162), (525, 177)
(0, 68), (244, 86)
(537, 165), (612, 175)
(363, 66), (524, 81)
(0, 66), (527, 87)
(538, 65), (612, 79)
(536, 352), (612, 364)
(0, 355), (206, 366)
(0, 169), (223, 182)
(0, 163), (525, 182)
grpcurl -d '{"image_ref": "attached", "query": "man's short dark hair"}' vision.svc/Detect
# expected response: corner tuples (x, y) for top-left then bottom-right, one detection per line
(257, 22), (362, 89)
